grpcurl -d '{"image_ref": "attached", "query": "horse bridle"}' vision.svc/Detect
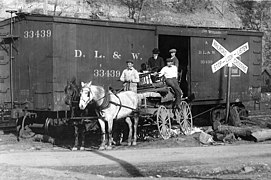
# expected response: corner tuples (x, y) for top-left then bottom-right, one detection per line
(66, 83), (79, 99)
(81, 85), (136, 112)
(80, 86), (93, 105)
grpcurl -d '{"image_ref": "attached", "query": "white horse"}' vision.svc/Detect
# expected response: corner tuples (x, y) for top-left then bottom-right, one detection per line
(79, 81), (139, 150)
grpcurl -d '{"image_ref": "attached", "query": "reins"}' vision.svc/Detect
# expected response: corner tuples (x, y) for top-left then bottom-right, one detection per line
(109, 99), (137, 111)
(112, 93), (122, 120)
(81, 85), (136, 113)
(98, 90), (136, 111)
(98, 90), (110, 110)
(92, 89), (136, 121)
(108, 93), (137, 120)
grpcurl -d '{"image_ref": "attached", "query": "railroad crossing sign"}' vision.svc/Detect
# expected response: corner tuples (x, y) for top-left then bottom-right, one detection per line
(211, 39), (249, 73)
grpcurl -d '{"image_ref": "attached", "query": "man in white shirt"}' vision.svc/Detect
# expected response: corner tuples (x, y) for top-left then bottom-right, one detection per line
(120, 59), (140, 93)
(115, 59), (139, 145)
(158, 58), (183, 108)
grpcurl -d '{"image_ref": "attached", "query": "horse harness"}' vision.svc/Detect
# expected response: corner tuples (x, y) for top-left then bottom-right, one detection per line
(94, 90), (137, 120)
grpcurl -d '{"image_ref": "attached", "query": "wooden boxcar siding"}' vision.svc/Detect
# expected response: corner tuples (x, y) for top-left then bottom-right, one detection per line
(0, 24), (10, 105)
(0, 15), (263, 111)
(14, 20), (53, 110)
(221, 34), (251, 102)
(190, 33), (262, 104)
(190, 36), (224, 102)
(248, 35), (262, 98)
(52, 21), (156, 111)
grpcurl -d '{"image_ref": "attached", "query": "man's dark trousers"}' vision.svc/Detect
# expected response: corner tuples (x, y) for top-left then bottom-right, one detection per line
(165, 77), (183, 108)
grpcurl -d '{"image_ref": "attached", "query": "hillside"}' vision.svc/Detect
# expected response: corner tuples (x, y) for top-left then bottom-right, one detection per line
(0, 0), (270, 66)
(0, 0), (241, 27)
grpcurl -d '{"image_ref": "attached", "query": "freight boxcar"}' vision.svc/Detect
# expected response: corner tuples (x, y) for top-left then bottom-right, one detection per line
(0, 13), (263, 130)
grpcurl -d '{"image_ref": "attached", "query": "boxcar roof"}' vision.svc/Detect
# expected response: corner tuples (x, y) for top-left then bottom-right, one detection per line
(0, 13), (264, 37)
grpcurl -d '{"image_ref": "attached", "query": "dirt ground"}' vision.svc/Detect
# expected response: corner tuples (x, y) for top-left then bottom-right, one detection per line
(1, 136), (271, 180)
(1, 102), (271, 179)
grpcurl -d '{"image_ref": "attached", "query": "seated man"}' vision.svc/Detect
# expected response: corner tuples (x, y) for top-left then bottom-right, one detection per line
(147, 48), (164, 82)
(155, 58), (183, 108)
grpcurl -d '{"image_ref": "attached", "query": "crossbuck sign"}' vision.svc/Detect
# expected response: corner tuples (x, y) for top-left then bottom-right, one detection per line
(211, 39), (249, 73)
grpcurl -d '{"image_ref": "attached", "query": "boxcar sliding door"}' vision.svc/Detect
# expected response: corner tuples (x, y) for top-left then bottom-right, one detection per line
(190, 37), (225, 104)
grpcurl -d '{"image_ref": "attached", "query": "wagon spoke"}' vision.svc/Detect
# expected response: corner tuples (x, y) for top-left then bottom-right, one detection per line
(178, 101), (193, 135)
(156, 106), (171, 139)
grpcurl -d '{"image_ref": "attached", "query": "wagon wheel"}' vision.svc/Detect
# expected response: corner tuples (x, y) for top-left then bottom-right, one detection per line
(175, 101), (193, 135)
(156, 105), (171, 139)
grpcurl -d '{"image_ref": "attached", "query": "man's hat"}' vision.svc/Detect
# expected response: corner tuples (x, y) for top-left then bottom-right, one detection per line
(126, 59), (134, 64)
(152, 48), (160, 54)
(166, 58), (173, 62)
(169, 49), (177, 53)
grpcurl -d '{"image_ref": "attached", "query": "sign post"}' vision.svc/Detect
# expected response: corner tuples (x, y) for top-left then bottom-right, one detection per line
(226, 63), (232, 123)
(211, 39), (249, 122)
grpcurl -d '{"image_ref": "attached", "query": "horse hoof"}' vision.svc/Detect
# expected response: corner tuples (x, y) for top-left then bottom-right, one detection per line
(114, 141), (121, 146)
(106, 146), (113, 150)
(127, 142), (132, 146)
(132, 142), (137, 146)
(72, 147), (78, 151)
(80, 147), (85, 151)
(99, 146), (106, 150)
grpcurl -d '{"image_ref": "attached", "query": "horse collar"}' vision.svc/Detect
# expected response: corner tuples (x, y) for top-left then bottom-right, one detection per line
(98, 90), (111, 110)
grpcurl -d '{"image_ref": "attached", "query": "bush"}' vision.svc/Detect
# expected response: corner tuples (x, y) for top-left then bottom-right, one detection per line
(173, 0), (213, 13)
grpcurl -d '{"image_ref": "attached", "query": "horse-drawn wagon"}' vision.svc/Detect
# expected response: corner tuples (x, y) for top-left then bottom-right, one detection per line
(0, 13), (263, 150)
(136, 72), (193, 140)
(73, 70), (193, 150)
